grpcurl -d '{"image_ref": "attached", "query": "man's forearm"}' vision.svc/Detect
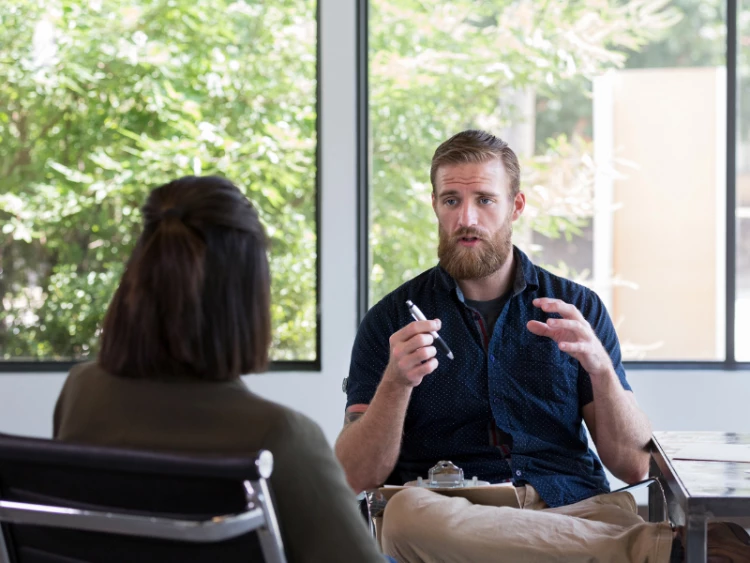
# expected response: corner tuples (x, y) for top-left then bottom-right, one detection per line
(335, 381), (413, 493)
(590, 370), (652, 484)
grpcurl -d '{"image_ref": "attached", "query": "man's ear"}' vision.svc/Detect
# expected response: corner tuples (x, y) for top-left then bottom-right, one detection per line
(431, 191), (437, 216)
(511, 192), (526, 222)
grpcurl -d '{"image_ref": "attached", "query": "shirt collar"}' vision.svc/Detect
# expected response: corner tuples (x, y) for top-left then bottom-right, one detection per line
(515, 246), (540, 293)
(433, 245), (540, 298)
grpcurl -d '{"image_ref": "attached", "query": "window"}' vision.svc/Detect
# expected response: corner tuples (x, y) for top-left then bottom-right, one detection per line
(0, 0), (319, 367)
(736, 0), (750, 360)
(364, 0), (745, 365)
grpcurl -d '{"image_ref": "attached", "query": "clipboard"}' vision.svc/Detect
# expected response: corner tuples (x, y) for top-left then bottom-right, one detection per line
(378, 481), (520, 508)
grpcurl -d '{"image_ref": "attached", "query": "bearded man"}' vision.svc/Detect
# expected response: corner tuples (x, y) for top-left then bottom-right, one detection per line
(335, 130), (750, 563)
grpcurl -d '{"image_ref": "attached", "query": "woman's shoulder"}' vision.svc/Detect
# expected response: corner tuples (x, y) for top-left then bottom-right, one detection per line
(67, 360), (104, 379)
(59, 361), (110, 396)
(54, 361), (114, 439)
(244, 393), (327, 444)
(232, 391), (331, 461)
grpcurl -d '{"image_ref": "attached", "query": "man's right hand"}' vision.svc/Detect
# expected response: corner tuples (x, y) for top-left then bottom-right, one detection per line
(382, 319), (440, 388)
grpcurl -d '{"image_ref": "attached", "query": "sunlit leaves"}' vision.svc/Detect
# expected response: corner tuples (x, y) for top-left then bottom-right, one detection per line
(0, 0), (317, 362)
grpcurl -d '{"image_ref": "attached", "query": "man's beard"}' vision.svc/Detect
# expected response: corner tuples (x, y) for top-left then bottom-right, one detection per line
(437, 219), (513, 281)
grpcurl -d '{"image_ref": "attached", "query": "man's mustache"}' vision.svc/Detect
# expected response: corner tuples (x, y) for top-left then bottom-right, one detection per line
(451, 227), (489, 241)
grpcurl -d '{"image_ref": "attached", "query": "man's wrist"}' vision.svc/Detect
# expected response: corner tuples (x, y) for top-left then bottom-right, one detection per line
(381, 362), (421, 390)
(379, 376), (415, 396)
(589, 368), (620, 395)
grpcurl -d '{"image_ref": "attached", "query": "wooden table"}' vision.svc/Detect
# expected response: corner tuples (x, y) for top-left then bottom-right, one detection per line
(649, 431), (750, 562)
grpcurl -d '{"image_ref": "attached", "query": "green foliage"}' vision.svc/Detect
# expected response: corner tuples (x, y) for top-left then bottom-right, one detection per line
(368, 0), (682, 304)
(0, 0), (317, 361)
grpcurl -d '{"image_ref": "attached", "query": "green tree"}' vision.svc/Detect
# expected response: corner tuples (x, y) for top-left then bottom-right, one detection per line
(0, 0), (318, 362)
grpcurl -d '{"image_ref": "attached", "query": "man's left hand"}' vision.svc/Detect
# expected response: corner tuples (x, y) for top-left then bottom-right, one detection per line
(526, 297), (613, 379)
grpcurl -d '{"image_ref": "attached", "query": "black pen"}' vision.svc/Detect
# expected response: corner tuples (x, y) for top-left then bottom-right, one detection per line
(406, 300), (454, 360)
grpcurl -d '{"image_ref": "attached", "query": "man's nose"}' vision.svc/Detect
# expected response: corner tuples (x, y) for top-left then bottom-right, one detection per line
(458, 202), (478, 227)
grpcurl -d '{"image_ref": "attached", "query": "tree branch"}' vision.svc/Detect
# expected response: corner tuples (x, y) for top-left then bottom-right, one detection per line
(4, 112), (65, 178)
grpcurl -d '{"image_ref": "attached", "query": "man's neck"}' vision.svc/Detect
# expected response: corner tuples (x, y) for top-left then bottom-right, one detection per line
(457, 250), (516, 302)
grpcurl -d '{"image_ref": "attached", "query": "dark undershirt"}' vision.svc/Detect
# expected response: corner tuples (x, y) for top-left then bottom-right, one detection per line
(464, 291), (516, 463)
(465, 291), (511, 339)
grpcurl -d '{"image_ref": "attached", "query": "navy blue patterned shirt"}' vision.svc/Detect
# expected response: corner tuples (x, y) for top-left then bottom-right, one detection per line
(345, 246), (632, 508)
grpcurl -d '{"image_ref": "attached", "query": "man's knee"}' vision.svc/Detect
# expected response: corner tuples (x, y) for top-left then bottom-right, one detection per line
(382, 488), (437, 537)
(382, 488), (464, 548)
(600, 491), (637, 514)
(382, 488), (456, 559)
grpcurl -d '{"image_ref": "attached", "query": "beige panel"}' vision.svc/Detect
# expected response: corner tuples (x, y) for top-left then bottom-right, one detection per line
(610, 68), (722, 360)
(738, 173), (750, 207)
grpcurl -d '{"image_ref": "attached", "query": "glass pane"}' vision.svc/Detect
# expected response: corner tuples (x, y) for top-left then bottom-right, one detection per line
(737, 4), (750, 360)
(369, 0), (726, 361)
(0, 0), (318, 362)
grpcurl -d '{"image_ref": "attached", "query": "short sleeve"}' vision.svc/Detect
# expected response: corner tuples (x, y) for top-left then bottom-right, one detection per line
(345, 301), (395, 408)
(577, 289), (632, 408)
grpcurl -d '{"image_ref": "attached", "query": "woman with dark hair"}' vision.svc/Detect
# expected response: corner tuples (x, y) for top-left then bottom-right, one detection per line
(54, 176), (385, 563)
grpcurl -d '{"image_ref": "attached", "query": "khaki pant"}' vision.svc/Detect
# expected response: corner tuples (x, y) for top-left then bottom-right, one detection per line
(381, 485), (674, 563)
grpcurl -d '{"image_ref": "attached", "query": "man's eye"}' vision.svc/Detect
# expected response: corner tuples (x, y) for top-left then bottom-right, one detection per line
(444, 199), (457, 206)
(480, 198), (493, 205)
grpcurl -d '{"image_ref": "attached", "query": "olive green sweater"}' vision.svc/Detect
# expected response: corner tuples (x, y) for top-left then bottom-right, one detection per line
(54, 361), (383, 563)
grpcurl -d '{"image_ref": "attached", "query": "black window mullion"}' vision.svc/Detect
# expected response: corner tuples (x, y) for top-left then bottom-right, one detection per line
(727, 0), (738, 366)
(356, 0), (370, 327)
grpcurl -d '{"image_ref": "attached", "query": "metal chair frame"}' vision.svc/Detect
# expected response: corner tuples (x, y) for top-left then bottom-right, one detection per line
(0, 444), (287, 563)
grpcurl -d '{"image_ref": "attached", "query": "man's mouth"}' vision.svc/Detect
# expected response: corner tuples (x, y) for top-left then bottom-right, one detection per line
(458, 236), (481, 246)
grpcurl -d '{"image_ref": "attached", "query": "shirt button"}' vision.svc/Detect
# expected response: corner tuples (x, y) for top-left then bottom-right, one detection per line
(490, 354), (495, 363)
(516, 470), (522, 477)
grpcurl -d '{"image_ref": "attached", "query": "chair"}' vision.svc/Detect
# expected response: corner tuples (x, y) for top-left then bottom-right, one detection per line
(0, 433), (287, 563)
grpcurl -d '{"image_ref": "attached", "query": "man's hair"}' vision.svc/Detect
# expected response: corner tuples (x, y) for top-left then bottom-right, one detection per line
(98, 175), (271, 381)
(430, 129), (521, 196)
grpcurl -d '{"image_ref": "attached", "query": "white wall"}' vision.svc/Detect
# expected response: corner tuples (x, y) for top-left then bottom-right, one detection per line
(1, 0), (749, 455)
(628, 371), (750, 433)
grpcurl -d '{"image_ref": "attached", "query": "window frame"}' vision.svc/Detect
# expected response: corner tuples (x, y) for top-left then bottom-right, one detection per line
(357, 0), (750, 371)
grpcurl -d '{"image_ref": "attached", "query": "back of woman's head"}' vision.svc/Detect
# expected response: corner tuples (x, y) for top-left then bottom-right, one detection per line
(99, 176), (271, 381)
